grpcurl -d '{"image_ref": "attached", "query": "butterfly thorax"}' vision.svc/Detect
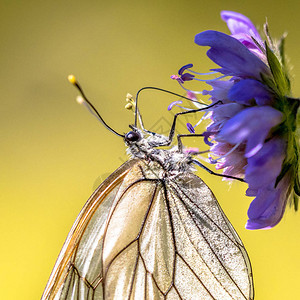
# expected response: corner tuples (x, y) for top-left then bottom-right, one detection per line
(125, 128), (195, 178)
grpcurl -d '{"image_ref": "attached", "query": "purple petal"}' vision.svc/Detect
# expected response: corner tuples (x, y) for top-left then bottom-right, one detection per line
(194, 30), (270, 79)
(211, 103), (244, 122)
(230, 33), (266, 60)
(247, 186), (278, 220)
(206, 122), (221, 133)
(245, 138), (286, 190)
(246, 188), (281, 229)
(228, 79), (273, 106)
(219, 153), (247, 177)
(220, 10), (264, 57)
(246, 173), (291, 229)
(211, 142), (233, 156)
(203, 80), (234, 103)
(245, 188), (257, 197)
(210, 141), (247, 177)
(218, 106), (283, 157)
(221, 11), (262, 41)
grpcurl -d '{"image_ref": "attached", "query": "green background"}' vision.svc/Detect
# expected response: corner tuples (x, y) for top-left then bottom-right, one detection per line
(1, 1), (300, 299)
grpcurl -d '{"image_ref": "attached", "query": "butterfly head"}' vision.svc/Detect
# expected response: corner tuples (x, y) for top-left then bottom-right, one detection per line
(124, 130), (142, 144)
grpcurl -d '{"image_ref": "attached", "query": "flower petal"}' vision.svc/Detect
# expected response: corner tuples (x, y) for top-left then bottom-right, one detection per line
(194, 30), (270, 79)
(203, 79), (234, 103)
(229, 33), (266, 60)
(220, 10), (262, 41)
(211, 103), (244, 123)
(209, 141), (246, 177)
(228, 79), (274, 106)
(245, 137), (286, 190)
(246, 173), (291, 229)
(218, 106), (283, 157)
(245, 188), (258, 197)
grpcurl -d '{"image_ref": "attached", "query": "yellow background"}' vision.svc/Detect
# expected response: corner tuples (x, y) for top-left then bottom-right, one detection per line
(1, 1), (300, 299)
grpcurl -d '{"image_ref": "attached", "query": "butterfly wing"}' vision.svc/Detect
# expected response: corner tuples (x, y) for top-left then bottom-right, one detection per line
(42, 159), (253, 300)
(166, 172), (254, 300)
(41, 159), (139, 299)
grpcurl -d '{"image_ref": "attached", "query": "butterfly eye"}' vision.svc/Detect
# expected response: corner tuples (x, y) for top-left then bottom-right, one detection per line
(125, 131), (141, 142)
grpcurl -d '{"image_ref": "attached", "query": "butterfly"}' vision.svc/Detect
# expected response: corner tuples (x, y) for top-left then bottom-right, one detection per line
(41, 75), (254, 300)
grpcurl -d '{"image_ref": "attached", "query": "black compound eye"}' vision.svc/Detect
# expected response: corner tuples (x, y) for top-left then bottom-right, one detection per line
(125, 131), (141, 142)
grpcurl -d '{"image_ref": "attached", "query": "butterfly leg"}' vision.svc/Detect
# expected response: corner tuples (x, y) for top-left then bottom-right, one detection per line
(158, 101), (222, 147)
(192, 158), (245, 182)
(176, 133), (207, 153)
(177, 133), (245, 182)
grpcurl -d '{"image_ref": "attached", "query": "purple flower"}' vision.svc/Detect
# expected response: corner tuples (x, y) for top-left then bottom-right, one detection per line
(246, 170), (292, 229)
(194, 30), (270, 78)
(228, 79), (274, 106)
(203, 80), (234, 103)
(171, 11), (300, 229)
(211, 142), (247, 178)
(217, 106), (283, 158)
(221, 11), (261, 42)
(220, 10), (265, 60)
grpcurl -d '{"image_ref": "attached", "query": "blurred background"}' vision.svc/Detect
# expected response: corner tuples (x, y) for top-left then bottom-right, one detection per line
(1, 1), (300, 299)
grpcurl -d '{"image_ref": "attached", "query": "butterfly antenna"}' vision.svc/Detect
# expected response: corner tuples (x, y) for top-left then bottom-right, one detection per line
(134, 86), (207, 127)
(68, 75), (124, 138)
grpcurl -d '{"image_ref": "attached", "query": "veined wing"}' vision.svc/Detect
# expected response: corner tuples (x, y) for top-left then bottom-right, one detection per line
(166, 172), (254, 300)
(41, 159), (138, 299)
(42, 159), (253, 300)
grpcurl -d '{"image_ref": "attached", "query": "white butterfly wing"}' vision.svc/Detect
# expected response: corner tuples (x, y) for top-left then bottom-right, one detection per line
(41, 159), (137, 299)
(166, 172), (254, 300)
(42, 159), (253, 300)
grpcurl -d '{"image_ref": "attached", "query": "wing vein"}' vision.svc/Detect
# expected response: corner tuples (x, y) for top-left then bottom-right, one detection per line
(127, 249), (140, 300)
(168, 187), (229, 299)
(161, 182), (178, 289)
(170, 181), (249, 299)
(102, 179), (160, 275)
(176, 252), (217, 300)
(172, 182), (241, 247)
(101, 178), (159, 278)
